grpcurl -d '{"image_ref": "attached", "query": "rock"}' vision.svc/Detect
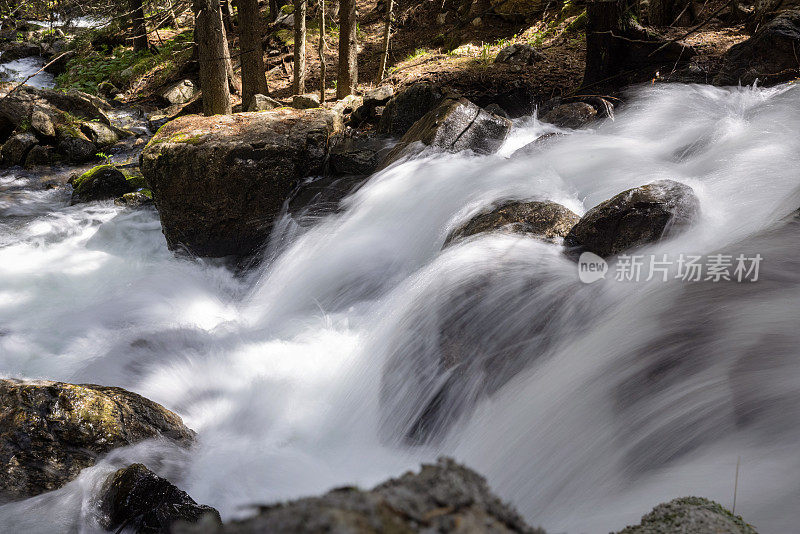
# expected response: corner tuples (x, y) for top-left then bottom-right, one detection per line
(115, 191), (153, 208)
(159, 79), (200, 106)
(58, 136), (97, 164)
(80, 120), (118, 147)
(485, 103), (510, 119)
(174, 458), (542, 534)
(363, 85), (394, 107)
(614, 496), (757, 534)
(0, 378), (193, 501)
(140, 108), (342, 258)
(70, 164), (135, 203)
(565, 180), (700, 258)
(541, 102), (598, 129)
(381, 96), (512, 168)
(0, 42), (40, 61)
(0, 132), (38, 166)
(510, 133), (563, 158)
(291, 93), (321, 109)
(495, 43), (544, 65)
(43, 49), (75, 75)
(247, 93), (282, 111)
(329, 136), (392, 175)
(714, 9), (800, 86)
(377, 82), (448, 137)
(30, 108), (55, 137)
(24, 144), (57, 166)
(100, 463), (221, 534)
(97, 80), (120, 97)
(445, 200), (579, 246)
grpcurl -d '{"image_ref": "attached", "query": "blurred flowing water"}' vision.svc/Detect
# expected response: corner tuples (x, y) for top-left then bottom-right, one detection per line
(1, 83), (800, 533)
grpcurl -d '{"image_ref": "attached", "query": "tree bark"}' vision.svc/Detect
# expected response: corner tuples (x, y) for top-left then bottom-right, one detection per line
(318, 0), (326, 103)
(194, 0), (232, 115)
(221, 0), (234, 31)
(219, 14), (242, 95)
(293, 0), (307, 94)
(336, 0), (357, 98)
(379, 0), (393, 81)
(236, 0), (268, 108)
(129, 0), (149, 52)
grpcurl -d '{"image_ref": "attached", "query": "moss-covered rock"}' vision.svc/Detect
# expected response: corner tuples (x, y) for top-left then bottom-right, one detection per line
(70, 164), (135, 203)
(614, 496), (758, 533)
(100, 463), (220, 533)
(0, 378), (193, 501)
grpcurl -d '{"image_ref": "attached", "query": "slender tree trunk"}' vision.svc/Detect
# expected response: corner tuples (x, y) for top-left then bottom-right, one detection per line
(379, 0), (393, 81)
(336, 0), (357, 98)
(219, 15), (242, 94)
(194, 0), (232, 115)
(584, 0), (626, 88)
(129, 0), (149, 52)
(236, 0), (268, 108)
(221, 0), (234, 31)
(293, 0), (306, 94)
(318, 0), (326, 103)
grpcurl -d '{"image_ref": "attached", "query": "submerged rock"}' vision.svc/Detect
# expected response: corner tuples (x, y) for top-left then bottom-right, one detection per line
(0, 379), (193, 501)
(714, 9), (800, 86)
(614, 496), (757, 533)
(445, 200), (579, 246)
(100, 463), (220, 534)
(381, 96), (512, 167)
(174, 458), (543, 533)
(140, 108), (342, 258)
(377, 82), (447, 137)
(565, 180), (699, 257)
(541, 102), (598, 129)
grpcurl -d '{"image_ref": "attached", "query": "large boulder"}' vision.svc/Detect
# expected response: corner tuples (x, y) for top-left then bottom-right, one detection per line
(714, 9), (800, 86)
(381, 96), (512, 167)
(564, 180), (700, 257)
(614, 497), (757, 534)
(541, 102), (598, 129)
(174, 458), (543, 533)
(377, 82), (448, 137)
(0, 42), (40, 61)
(100, 463), (221, 534)
(0, 378), (193, 501)
(159, 79), (200, 106)
(0, 132), (38, 166)
(329, 136), (393, 175)
(140, 108), (343, 258)
(445, 200), (579, 246)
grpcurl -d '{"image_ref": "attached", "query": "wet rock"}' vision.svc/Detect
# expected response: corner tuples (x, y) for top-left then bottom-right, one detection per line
(614, 496), (757, 534)
(485, 103), (510, 119)
(159, 79), (200, 106)
(30, 108), (55, 137)
(0, 42), (40, 61)
(377, 82), (447, 137)
(329, 136), (392, 175)
(0, 132), (38, 166)
(174, 458), (542, 534)
(140, 108), (342, 258)
(540, 102), (597, 129)
(363, 85), (394, 107)
(70, 164), (135, 203)
(246, 93), (282, 111)
(80, 121), (118, 148)
(381, 96), (512, 168)
(714, 9), (800, 86)
(115, 191), (154, 208)
(291, 93), (321, 109)
(564, 180), (700, 257)
(495, 43), (544, 65)
(445, 200), (579, 246)
(0, 378), (193, 501)
(58, 135), (97, 164)
(510, 133), (564, 157)
(24, 144), (57, 166)
(100, 463), (220, 534)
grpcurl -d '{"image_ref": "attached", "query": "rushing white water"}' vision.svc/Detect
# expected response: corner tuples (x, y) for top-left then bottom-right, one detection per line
(2, 82), (800, 533)
(0, 56), (54, 89)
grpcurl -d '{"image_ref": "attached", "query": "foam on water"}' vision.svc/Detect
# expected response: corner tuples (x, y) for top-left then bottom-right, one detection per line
(2, 83), (800, 533)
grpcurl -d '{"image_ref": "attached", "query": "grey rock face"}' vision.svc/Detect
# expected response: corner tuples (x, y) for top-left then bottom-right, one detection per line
(159, 79), (200, 106)
(291, 93), (321, 109)
(541, 102), (598, 129)
(246, 94), (282, 111)
(1, 132), (38, 166)
(565, 180), (700, 257)
(0, 379), (193, 501)
(614, 497), (758, 534)
(377, 82), (448, 137)
(329, 136), (392, 175)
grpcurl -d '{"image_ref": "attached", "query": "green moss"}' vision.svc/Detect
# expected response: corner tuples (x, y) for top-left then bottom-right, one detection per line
(168, 132), (206, 145)
(275, 29), (294, 46)
(123, 171), (148, 190)
(72, 164), (116, 193)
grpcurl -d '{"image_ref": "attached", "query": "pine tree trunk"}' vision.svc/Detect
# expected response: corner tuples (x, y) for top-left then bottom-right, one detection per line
(194, 0), (232, 115)
(293, 0), (307, 94)
(236, 0), (268, 108)
(129, 0), (149, 52)
(219, 15), (241, 95)
(221, 0), (234, 31)
(379, 0), (393, 81)
(336, 0), (357, 98)
(318, 0), (326, 103)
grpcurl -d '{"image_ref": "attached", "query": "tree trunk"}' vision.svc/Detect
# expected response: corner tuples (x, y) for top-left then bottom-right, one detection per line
(336, 0), (357, 98)
(194, 0), (232, 115)
(293, 0), (307, 94)
(221, 0), (234, 31)
(236, 0), (268, 108)
(129, 0), (148, 52)
(379, 0), (393, 81)
(318, 0), (326, 103)
(219, 15), (242, 95)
